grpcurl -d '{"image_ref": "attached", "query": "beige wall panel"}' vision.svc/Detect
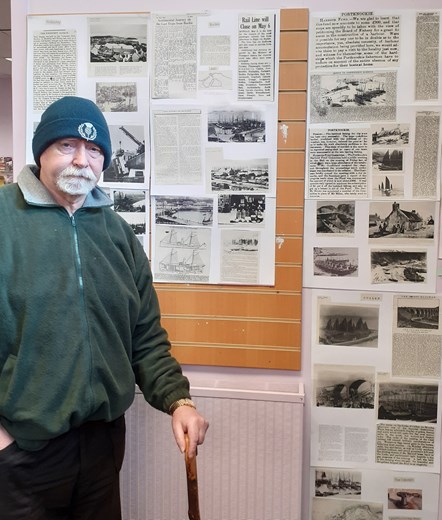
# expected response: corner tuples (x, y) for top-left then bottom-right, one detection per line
(280, 8), (309, 31)
(276, 207), (304, 235)
(277, 179), (304, 207)
(274, 236), (303, 264)
(277, 151), (305, 180)
(158, 291), (302, 320)
(279, 62), (307, 91)
(163, 318), (301, 347)
(279, 92), (307, 121)
(172, 345), (301, 370)
(279, 32), (308, 61)
(277, 122), (306, 149)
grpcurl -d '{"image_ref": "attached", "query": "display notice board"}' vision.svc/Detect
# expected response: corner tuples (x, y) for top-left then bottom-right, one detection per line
(160, 8), (308, 370)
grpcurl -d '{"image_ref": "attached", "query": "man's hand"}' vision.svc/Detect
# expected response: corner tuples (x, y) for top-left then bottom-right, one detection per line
(0, 424), (14, 451)
(171, 406), (209, 458)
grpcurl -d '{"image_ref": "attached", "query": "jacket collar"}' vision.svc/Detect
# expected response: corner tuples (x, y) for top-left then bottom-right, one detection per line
(17, 165), (113, 209)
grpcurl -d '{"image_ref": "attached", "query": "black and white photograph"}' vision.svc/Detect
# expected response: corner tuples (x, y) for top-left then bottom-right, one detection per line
(89, 18), (147, 63)
(369, 201), (435, 240)
(154, 226), (211, 283)
(318, 303), (379, 347)
(218, 194), (265, 226)
(316, 201), (355, 235)
(310, 71), (397, 123)
(372, 148), (403, 173)
(209, 157), (269, 192)
(315, 469), (362, 498)
(372, 173), (404, 199)
(378, 382), (438, 422)
(154, 196), (214, 226)
(388, 488), (423, 510)
(313, 247), (358, 277)
(96, 82), (138, 112)
(314, 364), (375, 409)
(102, 125), (146, 184)
(397, 303), (439, 330)
(372, 123), (410, 147)
(311, 498), (382, 520)
(370, 249), (427, 284)
(111, 189), (147, 235)
(208, 109), (266, 142)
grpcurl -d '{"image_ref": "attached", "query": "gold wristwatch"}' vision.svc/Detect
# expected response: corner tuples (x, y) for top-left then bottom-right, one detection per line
(168, 398), (196, 415)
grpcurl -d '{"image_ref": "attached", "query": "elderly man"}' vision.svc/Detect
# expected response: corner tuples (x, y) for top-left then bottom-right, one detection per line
(0, 96), (208, 519)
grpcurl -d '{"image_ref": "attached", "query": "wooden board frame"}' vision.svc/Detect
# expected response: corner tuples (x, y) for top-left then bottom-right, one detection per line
(156, 8), (308, 370)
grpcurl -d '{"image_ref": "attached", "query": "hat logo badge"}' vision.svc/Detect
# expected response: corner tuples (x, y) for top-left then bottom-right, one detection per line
(78, 122), (97, 141)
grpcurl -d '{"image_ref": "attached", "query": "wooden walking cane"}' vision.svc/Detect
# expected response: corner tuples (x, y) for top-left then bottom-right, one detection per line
(185, 434), (201, 520)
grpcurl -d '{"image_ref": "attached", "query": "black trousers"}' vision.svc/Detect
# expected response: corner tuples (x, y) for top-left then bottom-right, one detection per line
(0, 416), (126, 520)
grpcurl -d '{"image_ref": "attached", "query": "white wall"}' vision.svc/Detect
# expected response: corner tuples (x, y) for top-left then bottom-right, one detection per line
(0, 77), (12, 157)
(9, 1), (442, 519)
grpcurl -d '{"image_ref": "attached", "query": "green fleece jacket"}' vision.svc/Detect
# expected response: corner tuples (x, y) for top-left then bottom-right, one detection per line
(0, 165), (190, 450)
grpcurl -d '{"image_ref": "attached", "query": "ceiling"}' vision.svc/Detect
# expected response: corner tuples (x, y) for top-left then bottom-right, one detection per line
(0, 0), (11, 78)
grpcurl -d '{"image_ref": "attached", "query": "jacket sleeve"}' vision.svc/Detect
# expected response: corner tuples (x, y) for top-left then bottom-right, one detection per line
(130, 240), (191, 413)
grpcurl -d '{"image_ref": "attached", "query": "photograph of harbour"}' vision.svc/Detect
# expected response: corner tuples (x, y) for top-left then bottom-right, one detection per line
(310, 71), (397, 123)
(318, 303), (379, 347)
(111, 189), (147, 235)
(315, 469), (362, 498)
(210, 157), (269, 192)
(154, 196), (213, 226)
(377, 382), (438, 422)
(208, 109), (266, 143)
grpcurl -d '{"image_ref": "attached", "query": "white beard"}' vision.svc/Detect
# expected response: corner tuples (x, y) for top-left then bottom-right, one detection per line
(56, 165), (97, 195)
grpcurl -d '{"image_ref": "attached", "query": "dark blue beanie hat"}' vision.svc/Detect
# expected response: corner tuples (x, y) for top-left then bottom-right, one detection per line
(32, 96), (112, 169)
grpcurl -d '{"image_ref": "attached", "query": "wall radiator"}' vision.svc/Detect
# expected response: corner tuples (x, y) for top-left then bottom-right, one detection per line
(121, 381), (304, 520)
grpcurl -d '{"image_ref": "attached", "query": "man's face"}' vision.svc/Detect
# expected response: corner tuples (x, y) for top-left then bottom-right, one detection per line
(39, 138), (105, 197)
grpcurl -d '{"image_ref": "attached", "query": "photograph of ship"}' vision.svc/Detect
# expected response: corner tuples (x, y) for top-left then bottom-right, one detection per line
(315, 469), (362, 498)
(397, 304), (439, 330)
(311, 499), (382, 520)
(316, 202), (355, 234)
(102, 125), (145, 184)
(371, 250), (427, 284)
(159, 227), (207, 251)
(208, 109), (265, 142)
(111, 189), (147, 235)
(388, 488), (422, 510)
(314, 364), (375, 409)
(210, 158), (269, 192)
(318, 303), (379, 347)
(154, 196), (213, 226)
(154, 226), (211, 283)
(377, 382), (438, 422)
(369, 201), (435, 240)
(372, 173), (404, 198)
(218, 194), (265, 226)
(372, 148), (403, 172)
(372, 123), (409, 146)
(310, 71), (396, 123)
(96, 82), (137, 112)
(313, 247), (358, 277)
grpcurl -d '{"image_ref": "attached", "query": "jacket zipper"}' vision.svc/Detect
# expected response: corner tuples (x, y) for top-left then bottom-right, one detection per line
(70, 213), (93, 412)
(71, 215), (84, 289)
